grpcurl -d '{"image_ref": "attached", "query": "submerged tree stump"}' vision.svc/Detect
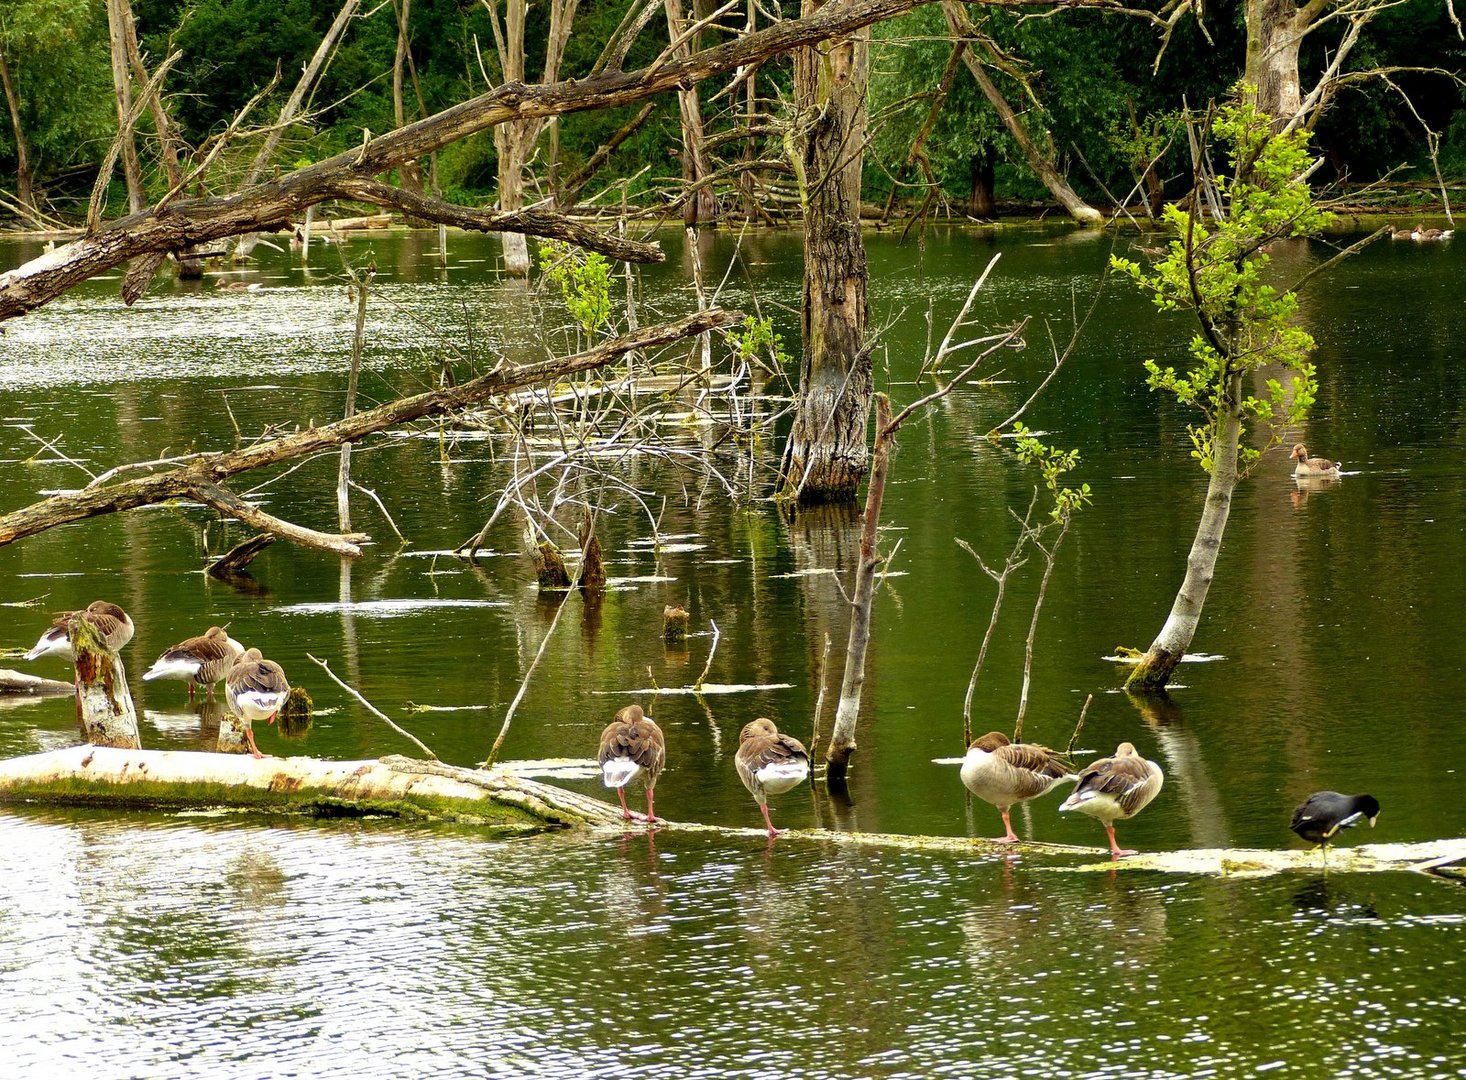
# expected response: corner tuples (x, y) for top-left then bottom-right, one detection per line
(534, 541), (572, 589)
(663, 604), (690, 644)
(71, 615), (140, 749)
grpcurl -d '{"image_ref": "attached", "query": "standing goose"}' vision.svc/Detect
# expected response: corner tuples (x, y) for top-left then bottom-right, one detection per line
(1059, 742), (1164, 859)
(225, 648), (290, 759)
(960, 731), (1076, 843)
(24, 601), (135, 661)
(143, 626), (245, 700)
(1290, 791), (1380, 851)
(597, 704), (666, 823)
(735, 718), (810, 838)
(1290, 443), (1341, 478)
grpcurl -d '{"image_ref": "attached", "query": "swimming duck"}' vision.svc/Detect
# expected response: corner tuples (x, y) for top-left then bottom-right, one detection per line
(1059, 742), (1164, 859)
(960, 731), (1076, 843)
(142, 626), (245, 700)
(735, 718), (810, 838)
(214, 279), (262, 292)
(1290, 443), (1341, 478)
(224, 648), (290, 759)
(1290, 791), (1380, 849)
(24, 601), (135, 661)
(597, 704), (666, 823)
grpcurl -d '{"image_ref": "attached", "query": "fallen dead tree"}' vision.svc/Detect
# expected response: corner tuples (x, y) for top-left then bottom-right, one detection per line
(0, 669), (73, 694)
(1049, 840), (1466, 878)
(0, 309), (738, 555)
(0, 745), (629, 827)
(0, 0), (1093, 324)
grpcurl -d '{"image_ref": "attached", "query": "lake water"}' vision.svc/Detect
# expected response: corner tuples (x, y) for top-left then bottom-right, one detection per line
(1, 225), (1464, 1077)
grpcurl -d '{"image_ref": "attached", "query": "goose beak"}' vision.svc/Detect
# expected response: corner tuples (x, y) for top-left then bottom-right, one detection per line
(1368, 815), (1379, 828)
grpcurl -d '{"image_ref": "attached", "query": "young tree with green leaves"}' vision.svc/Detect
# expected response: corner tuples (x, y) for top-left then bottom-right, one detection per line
(1112, 94), (1335, 692)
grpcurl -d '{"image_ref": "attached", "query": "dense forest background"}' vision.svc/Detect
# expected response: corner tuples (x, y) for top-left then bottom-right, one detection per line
(1, 0), (1462, 225)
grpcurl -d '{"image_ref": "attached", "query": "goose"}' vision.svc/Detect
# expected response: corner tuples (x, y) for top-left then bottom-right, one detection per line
(224, 648), (290, 759)
(213, 279), (262, 292)
(1290, 443), (1341, 478)
(1416, 225), (1453, 241)
(960, 731), (1076, 843)
(24, 601), (134, 662)
(596, 704), (666, 823)
(1059, 742), (1164, 859)
(735, 718), (810, 838)
(142, 626), (245, 700)
(1290, 791), (1380, 850)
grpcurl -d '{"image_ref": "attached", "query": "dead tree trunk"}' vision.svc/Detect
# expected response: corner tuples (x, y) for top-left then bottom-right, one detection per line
(778, 2), (873, 504)
(105, 0), (147, 214)
(0, 46), (40, 227)
(392, 0), (429, 219)
(1244, 0), (1313, 126)
(665, 0), (718, 224)
(825, 394), (891, 776)
(71, 616), (141, 749)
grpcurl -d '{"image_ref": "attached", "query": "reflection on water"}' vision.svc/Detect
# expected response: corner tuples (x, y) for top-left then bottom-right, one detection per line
(3, 228), (1466, 1076)
(2, 814), (1463, 1078)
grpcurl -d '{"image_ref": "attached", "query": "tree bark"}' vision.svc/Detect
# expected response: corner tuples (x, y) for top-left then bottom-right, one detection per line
(0, 309), (738, 550)
(71, 615), (141, 750)
(104, 0), (147, 214)
(0, 46), (40, 227)
(779, 0), (873, 504)
(665, 0), (718, 224)
(942, 3), (1101, 225)
(1126, 370), (1243, 692)
(1244, 0), (1317, 126)
(969, 150), (996, 217)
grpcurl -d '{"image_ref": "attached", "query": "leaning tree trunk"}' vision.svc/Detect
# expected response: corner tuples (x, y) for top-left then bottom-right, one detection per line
(778, 3), (873, 504)
(0, 47), (40, 228)
(941, 3), (1100, 225)
(1244, 0), (1308, 127)
(1126, 371), (1244, 692)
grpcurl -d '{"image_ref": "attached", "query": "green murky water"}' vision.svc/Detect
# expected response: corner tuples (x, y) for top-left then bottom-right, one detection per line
(1, 226), (1463, 1077)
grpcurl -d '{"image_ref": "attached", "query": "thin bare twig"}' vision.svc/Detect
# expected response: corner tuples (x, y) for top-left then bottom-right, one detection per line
(307, 652), (439, 759)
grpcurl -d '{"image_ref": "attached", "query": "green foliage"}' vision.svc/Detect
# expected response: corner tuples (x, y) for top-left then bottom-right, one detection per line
(539, 239), (614, 335)
(1011, 422), (1091, 522)
(726, 314), (790, 371)
(1111, 95), (1333, 475)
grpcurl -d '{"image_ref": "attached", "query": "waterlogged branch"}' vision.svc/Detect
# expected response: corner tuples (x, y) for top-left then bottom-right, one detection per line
(0, 309), (739, 550)
(308, 652), (439, 759)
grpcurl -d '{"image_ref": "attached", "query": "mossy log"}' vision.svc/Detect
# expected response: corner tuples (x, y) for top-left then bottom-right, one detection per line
(0, 747), (629, 827)
(1048, 840), (1466, 879)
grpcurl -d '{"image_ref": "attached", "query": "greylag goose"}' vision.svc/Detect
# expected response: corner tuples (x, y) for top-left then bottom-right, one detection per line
(1059, 742), (1164, 859)
(961, 731), (1076, 843)
(1290, 443), (1341, 478)
(24, 601), (134, 661)
(1290, 791), (1379, 850)
(143, 626), (245, 700)
(735, 718), (810, 838)
(597, 704), (666, 823)
(225, 648), (290, 759)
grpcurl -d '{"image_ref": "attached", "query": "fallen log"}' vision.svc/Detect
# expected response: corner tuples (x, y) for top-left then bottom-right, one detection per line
(0, 746), (629, 827)
(1047, 840), (1466, 878)
(0, 668), (73, 695)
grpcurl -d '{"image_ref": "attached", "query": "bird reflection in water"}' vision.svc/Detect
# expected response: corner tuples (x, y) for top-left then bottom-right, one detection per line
(1291, 877), (1381, 922)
